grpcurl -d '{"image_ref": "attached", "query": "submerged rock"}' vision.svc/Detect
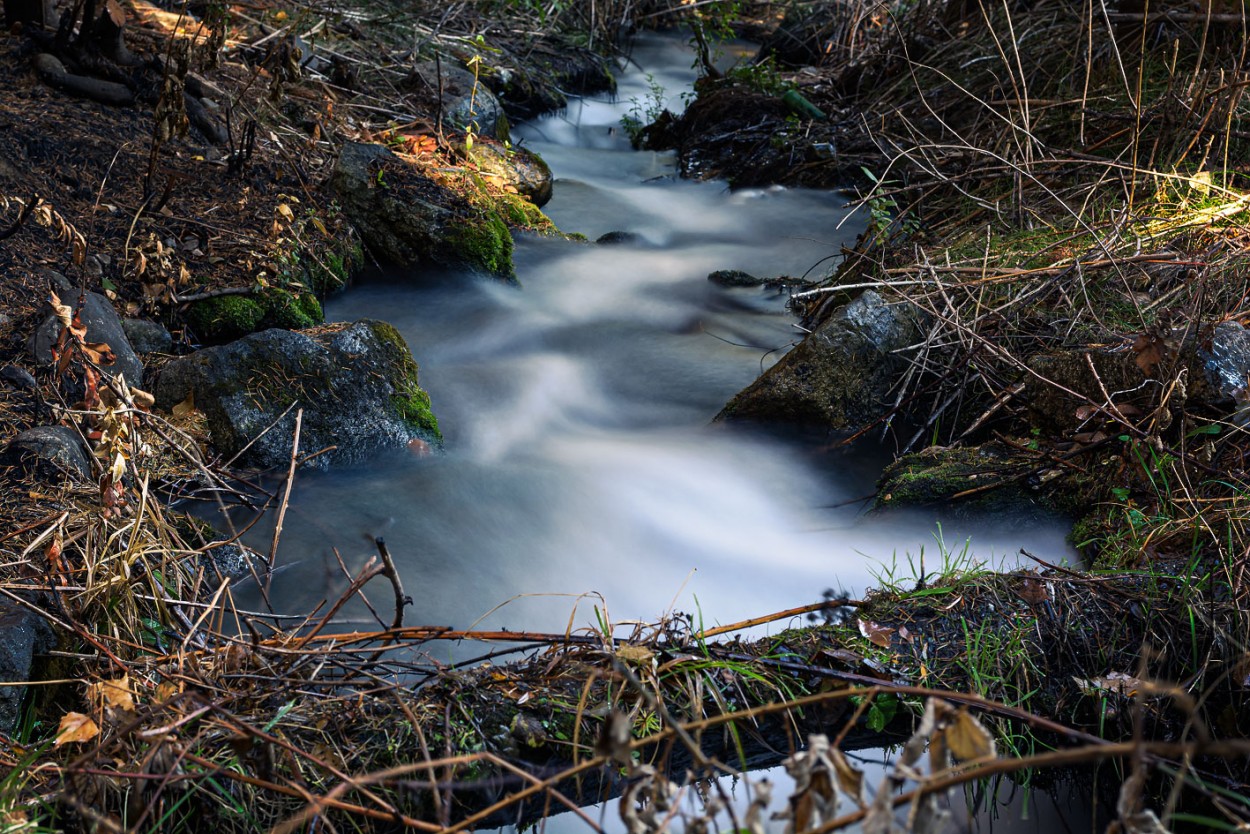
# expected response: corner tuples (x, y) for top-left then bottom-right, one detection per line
(152, 321), (440, 470)
(330, 141), (515, 280)
(1, 425), (93, 481)
(708, 269), (763, 288)
(717, 290), (923, 430)
(0, 600), (55, 734)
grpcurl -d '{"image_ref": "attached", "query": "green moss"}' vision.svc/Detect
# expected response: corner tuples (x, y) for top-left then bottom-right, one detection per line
(261, 288), (323, 330)
(450, 211), (515, 281)
(368, 321), (443, 442)
(304, 238), (363, 296)
(497, 192), (555, 232)
(187, 295), (265, 343)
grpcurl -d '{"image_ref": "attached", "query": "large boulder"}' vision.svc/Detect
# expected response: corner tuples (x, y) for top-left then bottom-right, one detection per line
(717, 290), (924, 430)
(330, 141), (515, 280)
(0, 601), (55, 734)
(152, 321), (440, 470)
(1, 425), (93, 481)
(30, 273), (144, 388)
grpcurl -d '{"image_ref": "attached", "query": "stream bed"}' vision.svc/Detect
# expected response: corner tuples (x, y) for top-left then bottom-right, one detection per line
(214, 32), (1076, 647)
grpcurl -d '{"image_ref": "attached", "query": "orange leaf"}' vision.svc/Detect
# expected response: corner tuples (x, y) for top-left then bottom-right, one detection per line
(55, 712), (100, 746)
(88, 675), (135, 712)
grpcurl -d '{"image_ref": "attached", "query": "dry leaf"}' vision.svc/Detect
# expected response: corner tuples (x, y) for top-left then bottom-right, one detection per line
(1133, 333), (1165, 376)
(1074, 672), (1147, 697)
(616, 644), (654, 665)
(131, 388), (155, 410)
(89, 675), (136, 712)
(55, 711), (100, 746)
(829, 747), (865, 805)
(171, 392), (196, 418)
(944, 709), (995, 761)
(276, 203), (295, 221)
(857, 619), (893, 648)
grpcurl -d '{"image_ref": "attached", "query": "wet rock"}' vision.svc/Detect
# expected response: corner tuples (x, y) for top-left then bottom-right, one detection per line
(1200, 321), (1250, 404)
(330, 141), (515, 280)
(30, 273), (144, 388)
(1, 425), (92, 481)
(152, 321), (440, 470)
(470, 140), (553, 207)
(122, 318), (174, 354)
(201, 542), (261, 580)
(595, 230), (643, 246)
(510, 712), (549, 749)
(407, 61), (508, 141)
(0, 601), (55, 735)
(717, 290), (924, 430)
(708, 269), (762, 288)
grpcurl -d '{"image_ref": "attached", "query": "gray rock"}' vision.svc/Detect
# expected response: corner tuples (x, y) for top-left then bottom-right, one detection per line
(152, 321), (441, 470)
(200, 542), (261, 580)
(1201, 321), (1250, 403)
(717, 290), (924, 429)
(1, 425), (92, 481)
(121, 318), (174, 354)
(708, 269), (762, 288)
(0, 601), (55, 735)
(410, 61), (508, 141)
(0, 365), (37, 391)
(471, 141), (553, 207)
(31, 274), (144, 388)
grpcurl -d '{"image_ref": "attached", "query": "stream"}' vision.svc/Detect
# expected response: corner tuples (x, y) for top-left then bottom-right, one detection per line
(203, 30), (1099, 832)
(215, 32), (1076, 647)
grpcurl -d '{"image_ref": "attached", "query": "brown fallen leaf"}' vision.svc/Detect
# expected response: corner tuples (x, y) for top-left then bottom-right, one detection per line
(857, 619), (893, 648)
(171, 392), (196, 418)
(944, 708), (996, 762)
(1132, 332), (1165, 376)
(55, 711), (100, 746)
(88, 675), (135, 712)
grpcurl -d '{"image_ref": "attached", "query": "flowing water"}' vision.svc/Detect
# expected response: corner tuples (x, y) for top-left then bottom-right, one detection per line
(214, 33), (1075, 652)
(199, 30), (1100, 832)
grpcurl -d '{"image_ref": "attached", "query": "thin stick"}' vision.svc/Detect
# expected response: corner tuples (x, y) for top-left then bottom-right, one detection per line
(265, 408), (302, 595)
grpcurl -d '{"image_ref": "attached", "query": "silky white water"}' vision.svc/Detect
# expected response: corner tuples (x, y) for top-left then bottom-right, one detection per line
(215, 32), (1075, 648)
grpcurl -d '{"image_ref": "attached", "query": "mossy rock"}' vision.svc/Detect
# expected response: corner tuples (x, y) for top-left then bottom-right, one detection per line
(449, 211), (516, 281)
(876, 441), (1102, 520)
(718, 290), (924, 430)
(153, 320), (440, 469)
(330, 141), (517, 281)
(261, 287), (324, 330)
(186, 295), (265, 343)
(187, 289), (325, 344)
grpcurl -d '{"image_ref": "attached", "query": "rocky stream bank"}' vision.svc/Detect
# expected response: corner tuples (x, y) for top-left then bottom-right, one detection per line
(0, 0), (1249, 831)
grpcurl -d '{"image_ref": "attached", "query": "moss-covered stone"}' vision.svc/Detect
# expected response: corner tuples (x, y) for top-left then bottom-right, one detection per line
(186, 295), (265, 343)
(303, 237), (363, 296)
(450, 211), (515, 281)
(876, 441), (1103, 520)
(261, 287), (323, 330)
(368, 320), (442, 442)
(154, 319), (441, 468)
